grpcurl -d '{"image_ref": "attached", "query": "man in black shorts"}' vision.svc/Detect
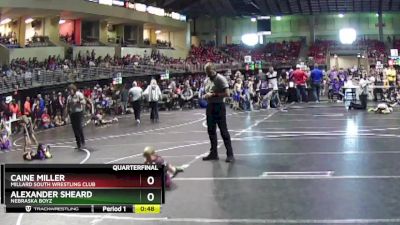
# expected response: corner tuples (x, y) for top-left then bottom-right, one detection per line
(202, 63), (234, 163)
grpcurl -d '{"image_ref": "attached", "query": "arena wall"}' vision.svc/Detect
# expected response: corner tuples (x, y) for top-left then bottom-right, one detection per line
(193, 13), (400, 45)
(8, 46), (65, 62)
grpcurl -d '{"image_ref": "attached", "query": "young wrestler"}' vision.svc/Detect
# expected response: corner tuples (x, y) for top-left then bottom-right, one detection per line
(143, 146), (184, 188)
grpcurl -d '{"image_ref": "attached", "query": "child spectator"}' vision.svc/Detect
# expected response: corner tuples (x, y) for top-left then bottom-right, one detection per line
(41, 108), (54, 129)
(54, 111), (65, 127)
(0, 120), (11, 151)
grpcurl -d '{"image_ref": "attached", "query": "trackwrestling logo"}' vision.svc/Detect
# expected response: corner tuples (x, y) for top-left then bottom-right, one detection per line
(25, 205), (31, 212)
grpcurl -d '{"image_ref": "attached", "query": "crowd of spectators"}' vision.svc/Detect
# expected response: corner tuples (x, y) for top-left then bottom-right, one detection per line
(26, 34), (53, 47)
(0, 32), (18, 48)
(187, 45), (232, 64)
(308, 40), (334, 65)
(60, 33), (75, 45)
(156, 40), (172, 49)
(308, 39), (387, 65)
(222, 41), (301, 66)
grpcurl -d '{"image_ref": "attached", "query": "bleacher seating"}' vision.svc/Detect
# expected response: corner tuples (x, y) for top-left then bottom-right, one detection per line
(222, 41), (301, 66)
(308, 40), (333, 65)
(187, 45), (231, 64)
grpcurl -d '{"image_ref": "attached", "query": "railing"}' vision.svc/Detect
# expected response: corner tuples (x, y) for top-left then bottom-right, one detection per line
(0, 63), (241, 94)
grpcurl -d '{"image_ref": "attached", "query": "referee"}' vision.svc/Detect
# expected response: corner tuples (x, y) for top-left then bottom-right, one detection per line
(202, 63), (234, 163)
(67, 84), (86, 150)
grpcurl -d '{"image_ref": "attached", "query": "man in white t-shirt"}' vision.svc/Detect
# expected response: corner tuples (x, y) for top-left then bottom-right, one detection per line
(263, 67), (281, 109)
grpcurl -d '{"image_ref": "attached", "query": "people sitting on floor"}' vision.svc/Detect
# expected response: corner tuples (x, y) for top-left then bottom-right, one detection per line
(0, 120), (11, 151)
(143, 146), (184, 188)
(54, 111), (65, 127)
(180, 81), (194, 110)
(241, 81), (253, 111)
(41, 108), (54, 129)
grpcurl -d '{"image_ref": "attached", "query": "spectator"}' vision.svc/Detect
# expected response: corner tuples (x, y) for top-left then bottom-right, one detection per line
(24, 97), (31, 117)
(0, 120), (11, 151)
(143, 79), (162, 123)
(9, 99), (21, 118)
(263, 66), (281, 109)
(54, 111), (65, 127)
(292, 65), (309, 103)
(120, 84), (129, 114)
(41, 108), (54, 129)
(38, 94), (45, 115)
(180, 81), (194, 110)
(310, 64), (324, 103)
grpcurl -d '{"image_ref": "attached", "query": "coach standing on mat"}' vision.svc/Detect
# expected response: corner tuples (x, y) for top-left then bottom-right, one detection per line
(202, 63), (234, 163)
(67, 84), (86, 150)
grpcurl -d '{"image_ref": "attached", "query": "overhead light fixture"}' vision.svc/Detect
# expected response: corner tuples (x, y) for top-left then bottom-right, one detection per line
(179, 15), (186, 21)
(276, 16), (282, 21)
(0, 18), (12, 25)
(59, 19), (66, 25)
(155, 30), (161, 34)
(338, 14), (344, 18)
(339, 28), (357, 45)
(25, 18), (34, 24)
(251, 17), (257, 22)
(241, 33), (258, 46)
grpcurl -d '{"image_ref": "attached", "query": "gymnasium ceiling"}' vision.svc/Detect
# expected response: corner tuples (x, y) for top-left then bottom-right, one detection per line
(137, 0), (400, 17)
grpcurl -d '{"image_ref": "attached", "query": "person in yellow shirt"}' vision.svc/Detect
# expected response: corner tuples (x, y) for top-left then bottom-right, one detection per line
(386, 65), (397, 85)
(386, 65), (397, 98)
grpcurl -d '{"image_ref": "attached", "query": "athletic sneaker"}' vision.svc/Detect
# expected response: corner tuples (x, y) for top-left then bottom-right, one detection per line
(136, 119), (141, 124)
(172, 167), (184, 178)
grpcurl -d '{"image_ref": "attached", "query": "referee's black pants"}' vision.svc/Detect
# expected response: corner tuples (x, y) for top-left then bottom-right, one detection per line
(206, 103), (234, 157)
(70, 112), (85, 148)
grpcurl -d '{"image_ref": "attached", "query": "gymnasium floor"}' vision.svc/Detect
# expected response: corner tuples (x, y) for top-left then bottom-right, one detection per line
(2, 102), (400, 224)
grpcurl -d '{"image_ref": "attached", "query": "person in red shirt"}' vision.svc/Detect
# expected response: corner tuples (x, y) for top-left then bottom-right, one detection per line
(24, 97), (31, 117)
(292, 65), (309, 103)
(41, 108), (54, 129)
(9, 99), (21, 117)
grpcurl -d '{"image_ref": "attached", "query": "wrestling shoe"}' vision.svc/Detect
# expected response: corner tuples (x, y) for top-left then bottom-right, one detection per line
(172, 167), (184, 178)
